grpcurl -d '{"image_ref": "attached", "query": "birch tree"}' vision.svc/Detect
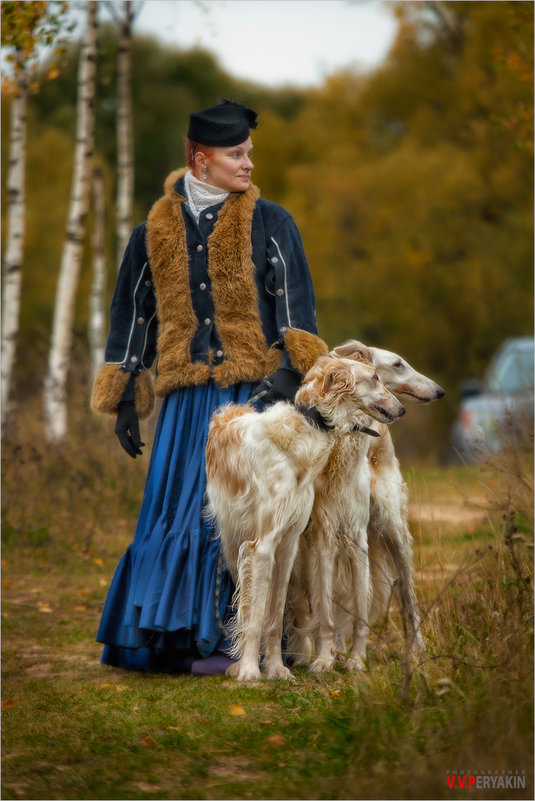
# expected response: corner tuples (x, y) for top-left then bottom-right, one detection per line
(116, 1), (136, 267)
(89, 166), (107, 383)
(44, 0), (99, 442)
(105, 0), (143, 268)
(1, 1), (68, 432)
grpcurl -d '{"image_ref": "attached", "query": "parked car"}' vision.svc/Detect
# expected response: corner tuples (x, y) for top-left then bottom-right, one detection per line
(452, 336), (534, 462)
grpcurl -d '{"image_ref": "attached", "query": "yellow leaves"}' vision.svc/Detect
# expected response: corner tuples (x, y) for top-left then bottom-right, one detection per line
(266, 733), (284, 747)
(2, 699), (17, 709)
(229, 703), (247, 717)
(100, 683), (130, 693)
(36, 601), (52, 614)
(92, 558), (104, 566)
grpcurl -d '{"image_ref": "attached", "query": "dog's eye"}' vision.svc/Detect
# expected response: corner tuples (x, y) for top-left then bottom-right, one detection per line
(372, 373), (380, 381)
(393, 361), (404, 369)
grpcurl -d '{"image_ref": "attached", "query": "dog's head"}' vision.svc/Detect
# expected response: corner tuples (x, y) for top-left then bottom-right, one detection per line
(330, 340), (445, 403)
(296, 356), (406, 433)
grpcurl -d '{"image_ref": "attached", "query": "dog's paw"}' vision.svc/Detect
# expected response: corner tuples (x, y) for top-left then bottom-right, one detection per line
(264, 663), (294, 681)
(410, 634), (426, 658)
(226, 660), (261, 682)
(344, 656), (366, 672)
(309, 656), (335, 673)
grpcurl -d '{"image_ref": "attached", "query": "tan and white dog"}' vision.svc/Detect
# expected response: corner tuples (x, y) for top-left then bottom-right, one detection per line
(205, 355), (405, 681)
(288, 341), (444, 671)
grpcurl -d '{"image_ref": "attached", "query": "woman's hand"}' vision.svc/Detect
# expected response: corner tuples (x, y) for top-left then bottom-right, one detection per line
(115, 401), (145, 458)
(251, 367), (302, 404)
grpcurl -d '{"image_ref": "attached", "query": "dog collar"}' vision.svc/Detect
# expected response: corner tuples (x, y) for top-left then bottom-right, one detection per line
(295, 405), (335, 432)
(295, 405), (380, 436)
(353, 423), (380, 437)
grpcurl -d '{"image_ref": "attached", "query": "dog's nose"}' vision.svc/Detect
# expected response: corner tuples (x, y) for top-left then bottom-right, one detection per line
(398, 405), (406, 417)
(436, 386), (445, 398)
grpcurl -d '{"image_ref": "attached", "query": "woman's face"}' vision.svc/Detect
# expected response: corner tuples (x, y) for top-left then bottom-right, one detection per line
(198, 138), (254, 192)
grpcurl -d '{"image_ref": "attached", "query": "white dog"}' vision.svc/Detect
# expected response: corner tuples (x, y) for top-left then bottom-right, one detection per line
(205, 355), (405, 681)
(288, 342), (444, 670)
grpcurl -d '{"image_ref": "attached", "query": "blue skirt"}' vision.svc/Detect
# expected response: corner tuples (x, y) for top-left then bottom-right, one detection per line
(97, 381), (255, 672)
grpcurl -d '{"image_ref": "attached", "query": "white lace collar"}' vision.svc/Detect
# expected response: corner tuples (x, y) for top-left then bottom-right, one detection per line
(184, 170), (229, 222)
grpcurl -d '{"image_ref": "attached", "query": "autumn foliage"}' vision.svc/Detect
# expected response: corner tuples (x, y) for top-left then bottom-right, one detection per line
(1, 0), (533, 458)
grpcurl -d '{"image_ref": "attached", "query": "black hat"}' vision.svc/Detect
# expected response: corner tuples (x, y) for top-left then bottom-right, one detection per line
(187, 99), (258, 146)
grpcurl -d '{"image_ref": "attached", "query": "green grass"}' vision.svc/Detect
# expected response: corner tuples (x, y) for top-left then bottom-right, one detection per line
(2, 399), (533, 800)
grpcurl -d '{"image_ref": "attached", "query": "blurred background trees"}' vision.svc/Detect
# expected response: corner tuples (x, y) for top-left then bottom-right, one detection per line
(1, 0), (532, 460)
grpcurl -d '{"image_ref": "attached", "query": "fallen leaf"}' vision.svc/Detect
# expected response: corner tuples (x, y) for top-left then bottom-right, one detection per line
(266, 733), (284, 746)
(133, 782), (161, 793)
(37, 605), (53, 614)
(101, 683), (111, 689)
(93, 558), (104, 566)
(330, 689), (341, 697)
(229, 703), (247, 717)
(115, 684), (130, 692)
(138, 735), (154, 747)
(3, 580), (12, 589)
(74, 605), (87, 612)
(2, 699), (16, 709)
(77, 588), (90, 596)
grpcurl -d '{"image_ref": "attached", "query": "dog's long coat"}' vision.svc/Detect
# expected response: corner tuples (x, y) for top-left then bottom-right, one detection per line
(206, 356), (405, 681)
(288, 342), (444, 669)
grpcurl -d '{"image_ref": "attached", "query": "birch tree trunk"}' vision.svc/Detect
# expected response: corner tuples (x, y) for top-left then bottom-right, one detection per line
(116, 0), (135, 269)
(1, 50), (27, 432)
(44, 1), (98, 442)
(89, 166), (107, 383)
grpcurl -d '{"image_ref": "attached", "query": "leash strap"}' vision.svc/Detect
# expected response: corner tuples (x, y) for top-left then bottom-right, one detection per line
(294, 404), (335, 432)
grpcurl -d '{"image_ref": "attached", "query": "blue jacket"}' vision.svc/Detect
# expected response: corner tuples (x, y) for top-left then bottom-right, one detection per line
(91, 169), (327, 418)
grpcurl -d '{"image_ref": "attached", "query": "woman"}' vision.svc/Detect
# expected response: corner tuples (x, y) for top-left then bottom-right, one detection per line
(91, 99), (326, 675)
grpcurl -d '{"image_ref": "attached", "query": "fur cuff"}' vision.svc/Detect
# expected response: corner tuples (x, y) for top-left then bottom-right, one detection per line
(284, 328), (329, 374)
(91, 365), (155, 419)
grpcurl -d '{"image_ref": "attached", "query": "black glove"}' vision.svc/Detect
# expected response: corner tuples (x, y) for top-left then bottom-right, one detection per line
(115, 400), (145, 458)
(251, 367), (303, 404)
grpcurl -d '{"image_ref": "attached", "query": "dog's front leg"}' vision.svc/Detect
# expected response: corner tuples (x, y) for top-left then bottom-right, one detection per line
(263, 525), (304, 680)
(309, 519), (338, 672)
(227, 534), (277, 682)
(345, 523), (370, 671)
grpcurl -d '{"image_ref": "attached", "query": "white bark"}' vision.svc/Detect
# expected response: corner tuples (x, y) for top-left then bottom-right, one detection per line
(1, 52), (27, 432)
(89, 166), (107, 383)
(44, 1), (98, 442)
(116, 0), (134, 269)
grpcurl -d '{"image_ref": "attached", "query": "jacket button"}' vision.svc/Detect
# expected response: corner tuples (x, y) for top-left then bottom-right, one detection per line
(130, 355), (139, 364)
(216, 350), (223, 358)
(206, 213), (214, 220)
(271, 256), (279, 264)
(196, 244), (204, 252)
(137, 317), (145, 325)
(199, 283), (207, 291)
(276, 288), (284, 296)
(145, 280), (151, 287)
(204, 318), (211, 326)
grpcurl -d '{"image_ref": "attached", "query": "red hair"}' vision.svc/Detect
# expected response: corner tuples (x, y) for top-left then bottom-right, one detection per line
(185, 138), (214, 169)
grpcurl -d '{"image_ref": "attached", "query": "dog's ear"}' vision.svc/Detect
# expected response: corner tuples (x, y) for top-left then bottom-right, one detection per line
(321, 359), (355, 396)
(331, 340), (373, 365)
